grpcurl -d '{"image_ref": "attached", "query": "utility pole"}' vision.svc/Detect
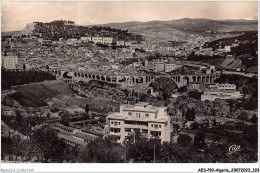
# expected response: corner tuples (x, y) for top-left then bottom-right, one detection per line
(134, 129), (135, 144)
(154, 144), (156, 163)
(124, 140), (127, 163)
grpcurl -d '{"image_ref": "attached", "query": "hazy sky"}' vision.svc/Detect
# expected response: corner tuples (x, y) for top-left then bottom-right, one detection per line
(2, 1), (258, 31)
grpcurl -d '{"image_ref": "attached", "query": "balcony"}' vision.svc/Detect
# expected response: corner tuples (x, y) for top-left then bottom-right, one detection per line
(124, 124), (148, 129)
(109, 131), (121, 136)
(150, 127), (162, 132)
(110, 124), (121, 128)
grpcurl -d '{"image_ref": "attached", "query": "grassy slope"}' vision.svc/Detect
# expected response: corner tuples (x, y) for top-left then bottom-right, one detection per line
(12, 80), (73, 102)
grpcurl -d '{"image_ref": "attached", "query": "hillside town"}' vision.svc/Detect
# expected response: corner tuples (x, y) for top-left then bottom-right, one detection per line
(1, 17), (258, 165)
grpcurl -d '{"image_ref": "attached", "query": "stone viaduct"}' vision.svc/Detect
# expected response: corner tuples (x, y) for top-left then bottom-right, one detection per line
(51, 69), (221, 88)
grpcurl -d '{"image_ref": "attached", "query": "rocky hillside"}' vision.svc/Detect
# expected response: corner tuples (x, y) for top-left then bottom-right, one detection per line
(20, 20), (143, 41)
(21, 23), (35, 35)
(70, 81), (128, 103)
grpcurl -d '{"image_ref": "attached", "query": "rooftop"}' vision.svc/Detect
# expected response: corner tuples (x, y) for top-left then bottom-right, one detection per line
(73, 132), (98, 141)
(107, 112), (126, 120)
(54, 123), (76, 131)
(81, 127), (104, 137)
(57, 133), (85, 146)
(122, 102), (167, 113)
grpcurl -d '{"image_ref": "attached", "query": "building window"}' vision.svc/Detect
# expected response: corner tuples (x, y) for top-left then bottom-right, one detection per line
(111, 121), (113, 124)
(145, 113), (149, 118)
(119, 122), (120, 125)
(155, 125), (158, 129)
(128, 112), (132, 116)
(125, 128), (131, 132)
(142, 129), (148, 134)
(151, 124), (153, 127)
(136, 113), (141, 118)
(159, 125), (161, 128)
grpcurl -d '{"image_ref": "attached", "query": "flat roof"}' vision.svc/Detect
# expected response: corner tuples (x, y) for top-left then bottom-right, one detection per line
(108, 112), (126, 120)
(123, 105), (167, 113)
(73, 132), (97, 141)
(81, 128), (103, 137)
(54, 123), (76, 131)
(57, 133), (85, 146)
(126, 117), (169, 123)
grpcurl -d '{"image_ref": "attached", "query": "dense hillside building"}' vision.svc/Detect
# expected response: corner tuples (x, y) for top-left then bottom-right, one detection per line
(2, 55), (18, 70)
(107, 102), (171, 143)
(165, 63), (183, 72)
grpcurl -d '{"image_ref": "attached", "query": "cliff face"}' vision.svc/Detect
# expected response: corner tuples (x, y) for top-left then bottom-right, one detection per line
(70, 82), (127, 102)
(195, 100), (231, 117)
(21, 23), (35, 35)
(168, 96), (232, 120)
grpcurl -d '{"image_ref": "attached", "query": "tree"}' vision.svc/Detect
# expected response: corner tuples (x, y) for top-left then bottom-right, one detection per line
(46, 112), (50, 119)
(177, 134), (193, 148)
(149, 77), (177, 105)
(1, 136), (14, 159)
(185, 107), (196, 121)
(238, 111), (248, 121)
(83, 137), (124, 163)
(250, 114), (257, 123)
(191, 121), (200, 129)
(46, 65), (49, 72)
(213, 118), (216, 126)
(193, 132), (206, 151)
(178, 86), (187, 93)
(61, 113), (69, 126)
(31, 127), (66, 162)
(84, 112), (90, 120)
(204, 142), (228, 162)
(23, 64), (26, 70)
(127, 135), (161, 163)
(85, 104), (89, 114)
(15, 110), (23, 125)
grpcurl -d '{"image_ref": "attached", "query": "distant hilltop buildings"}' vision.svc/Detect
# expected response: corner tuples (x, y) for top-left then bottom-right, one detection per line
(20, 20), (144, 42)
(81, 36), (132, 46)
(33, 20), (75, 25)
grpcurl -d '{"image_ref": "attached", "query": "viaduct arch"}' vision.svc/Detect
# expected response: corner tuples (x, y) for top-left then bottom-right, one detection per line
(51, 69), (221, 88)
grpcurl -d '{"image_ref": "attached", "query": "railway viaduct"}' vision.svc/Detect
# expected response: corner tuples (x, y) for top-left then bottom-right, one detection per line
(51, 69), (221, 88)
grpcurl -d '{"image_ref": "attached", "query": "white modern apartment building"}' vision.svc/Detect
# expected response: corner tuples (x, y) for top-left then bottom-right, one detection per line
(116, 40), (132, 47)
(81, 36), (92, 43)
(217, 83), (236, 91)
(92, 36), (103, 44)
(107, 102), (171, 143)
(154, 63), (165, 72)
(165, 63), (182, 72)
(2, 55), (18, 70)
(152, 62), (182, 72)
(102, 37), (114, 45)
(201, 83), (242, 101)
(91, 36), (114, 45)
